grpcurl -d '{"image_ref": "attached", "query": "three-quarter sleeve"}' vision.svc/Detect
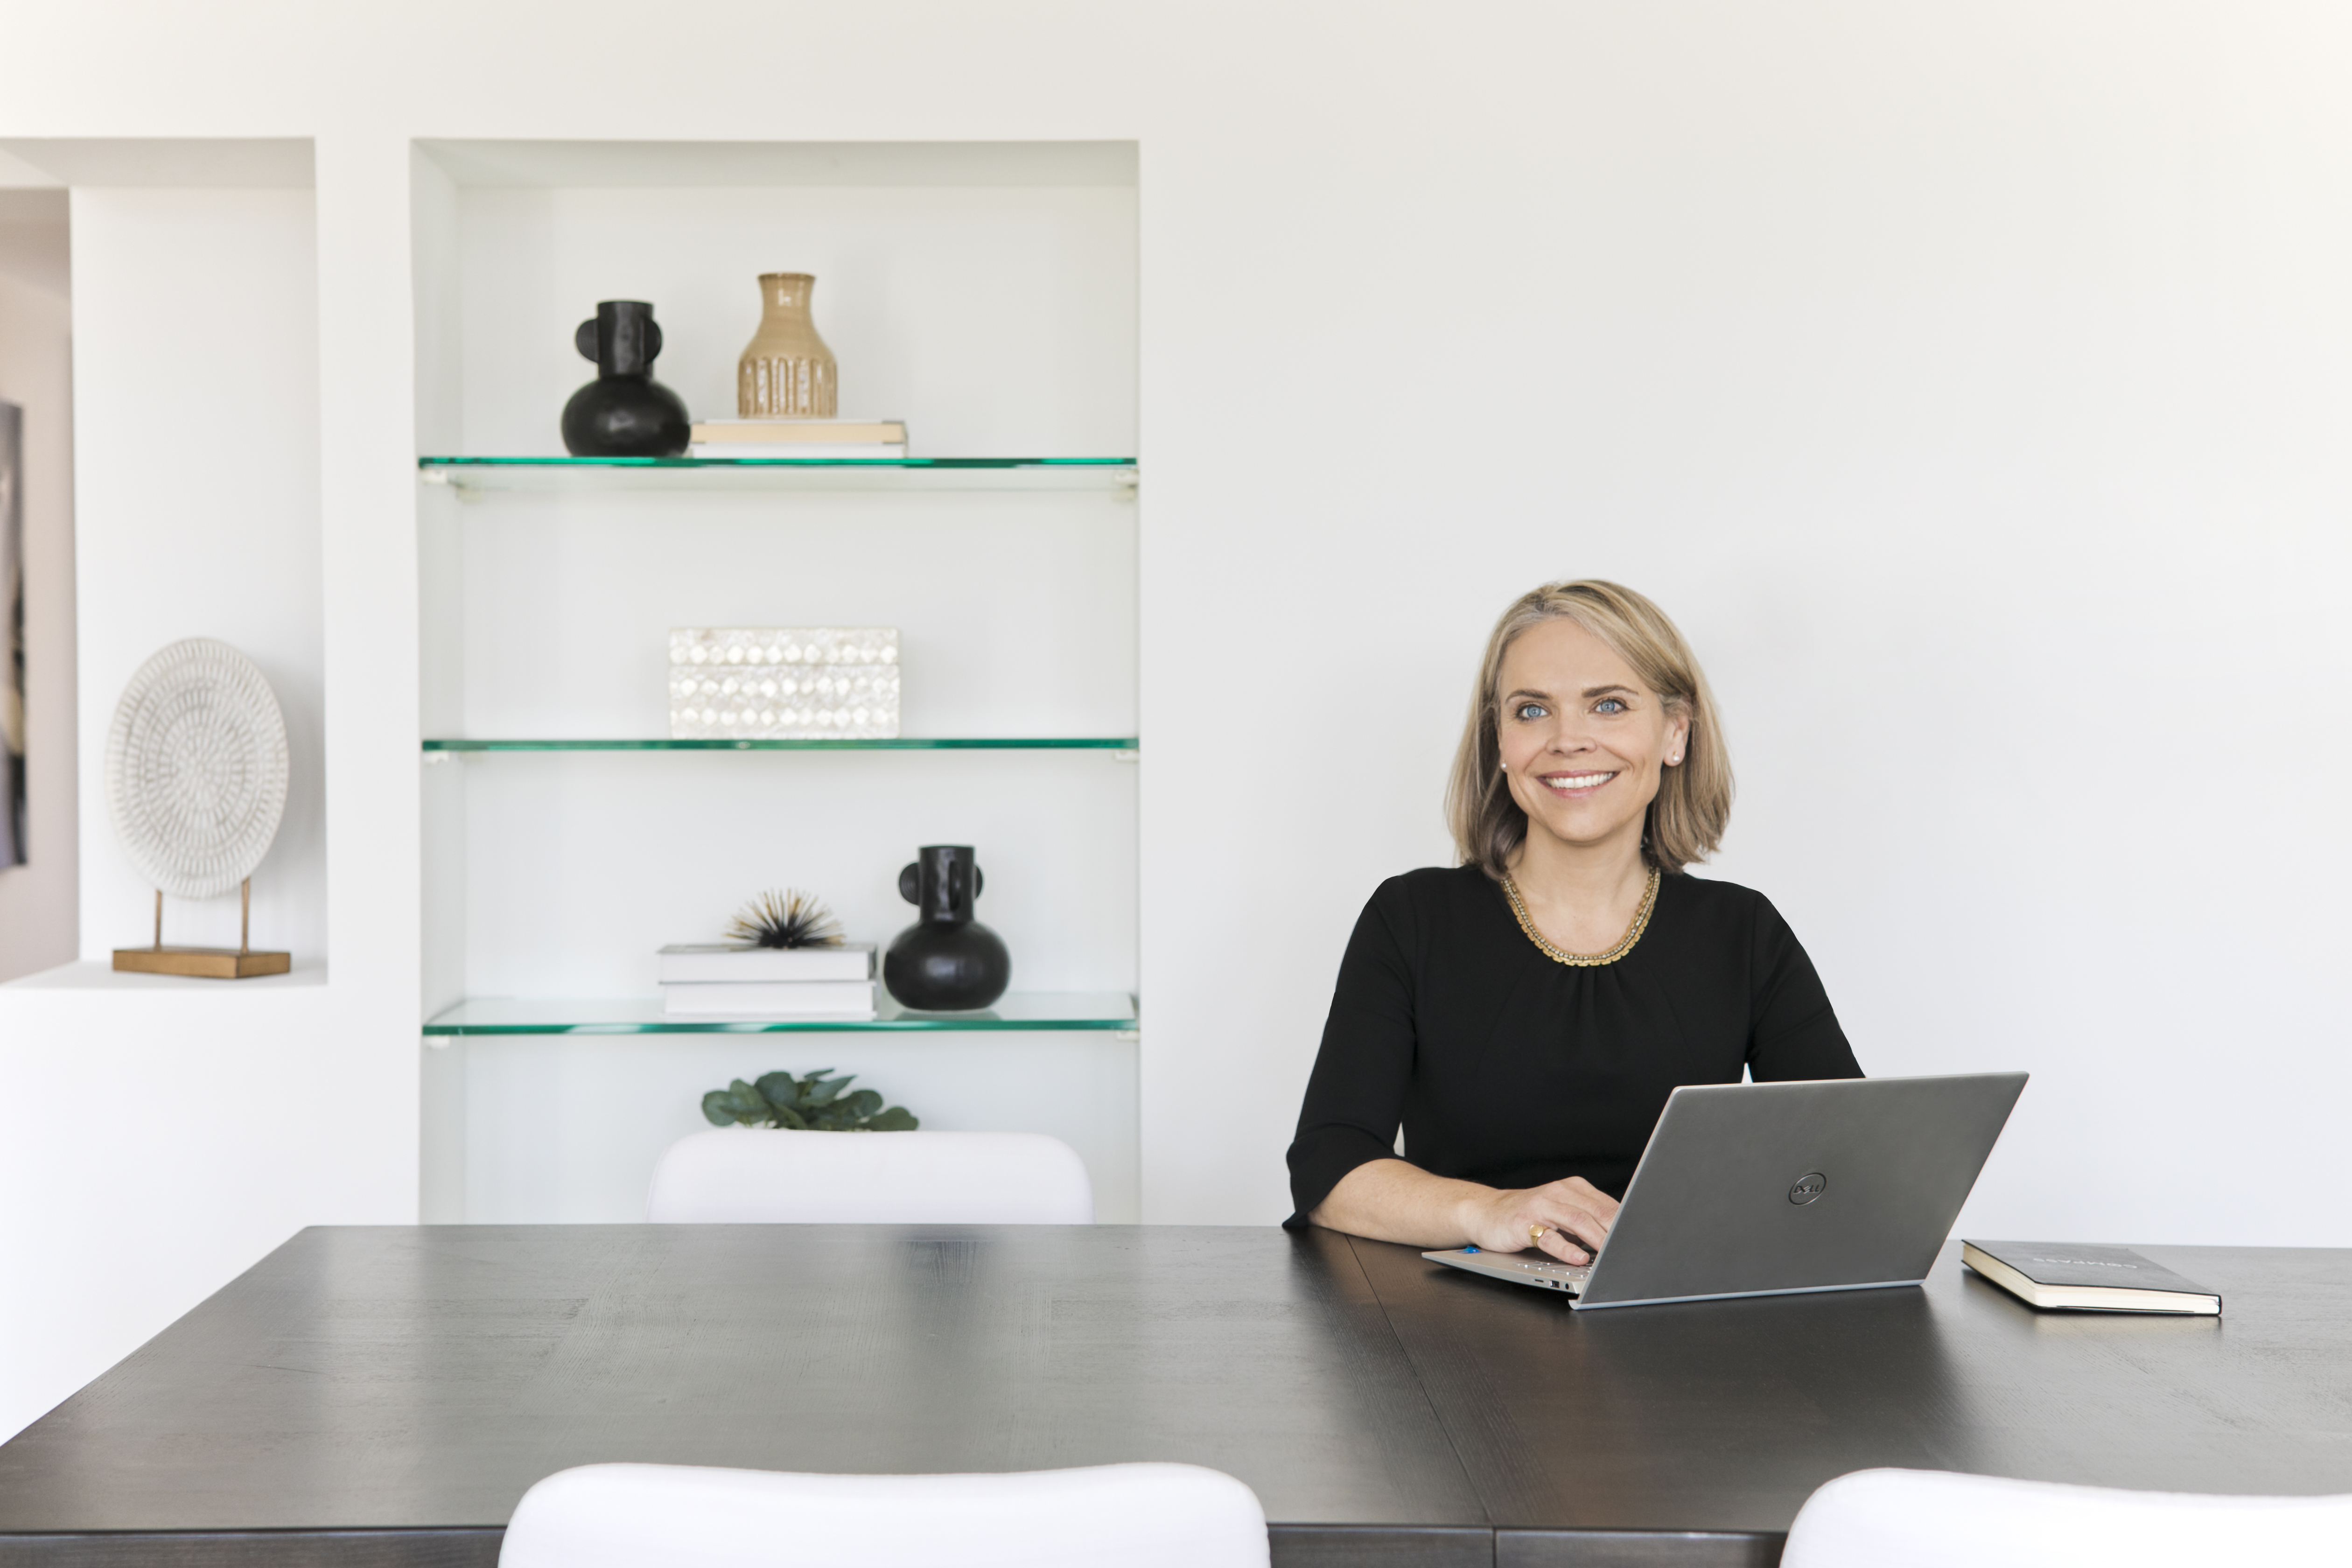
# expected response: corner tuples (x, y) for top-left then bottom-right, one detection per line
(1745, 895), (1864, 1083)
(1285, 884), (1419, 1222)
(1282, 866), (1863, 1225)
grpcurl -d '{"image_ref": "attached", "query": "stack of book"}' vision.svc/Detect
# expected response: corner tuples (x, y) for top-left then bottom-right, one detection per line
(658, 942), (879, 1019)
(687, 418), (908, 459)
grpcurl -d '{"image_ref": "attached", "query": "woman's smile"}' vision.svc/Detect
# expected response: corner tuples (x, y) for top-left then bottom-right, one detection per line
(1537, 770), (1618, 796)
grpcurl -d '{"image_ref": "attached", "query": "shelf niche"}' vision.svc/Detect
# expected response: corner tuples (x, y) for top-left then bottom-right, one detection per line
(413, 139), (1141, 1224)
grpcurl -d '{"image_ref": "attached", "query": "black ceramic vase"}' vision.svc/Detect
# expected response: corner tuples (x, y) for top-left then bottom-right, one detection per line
(882, 846), (1011, 1011)
(560, 301), (691, 456)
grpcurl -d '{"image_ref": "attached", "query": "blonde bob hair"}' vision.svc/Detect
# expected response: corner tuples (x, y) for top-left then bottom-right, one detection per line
(1446, 580), (1732, 877)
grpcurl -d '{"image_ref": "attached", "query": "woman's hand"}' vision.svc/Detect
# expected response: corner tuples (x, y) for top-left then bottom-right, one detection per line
(1310, 1160), (1620, 1266)
(1458, 1176), (1619, 1265)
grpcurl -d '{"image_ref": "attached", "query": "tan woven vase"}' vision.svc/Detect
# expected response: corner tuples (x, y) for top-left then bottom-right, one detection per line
(736, 273), (839, 418)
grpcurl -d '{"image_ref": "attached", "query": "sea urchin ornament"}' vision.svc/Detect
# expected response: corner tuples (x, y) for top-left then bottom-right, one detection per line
(725, 889), (846, 950)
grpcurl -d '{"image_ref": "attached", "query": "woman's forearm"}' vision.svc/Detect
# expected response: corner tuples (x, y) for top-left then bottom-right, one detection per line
(1307, 1159), (1491, 1246)
(1309, 1158), (1623, 1266)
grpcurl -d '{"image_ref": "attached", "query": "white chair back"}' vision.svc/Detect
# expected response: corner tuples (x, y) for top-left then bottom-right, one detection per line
(647, 1128), (1094, 1224)
(1782, 1467), (2352, 1568)
(499, 1461), (1267, 1568)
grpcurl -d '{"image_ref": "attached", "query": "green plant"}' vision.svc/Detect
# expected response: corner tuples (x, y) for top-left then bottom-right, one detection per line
(700, 1068), (919, 1132)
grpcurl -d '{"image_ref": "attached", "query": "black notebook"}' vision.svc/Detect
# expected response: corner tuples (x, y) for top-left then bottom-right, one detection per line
(1961, 1240), (2221, 1315)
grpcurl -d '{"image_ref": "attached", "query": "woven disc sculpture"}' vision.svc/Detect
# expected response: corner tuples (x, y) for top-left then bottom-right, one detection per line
(105, 638), (288, 899)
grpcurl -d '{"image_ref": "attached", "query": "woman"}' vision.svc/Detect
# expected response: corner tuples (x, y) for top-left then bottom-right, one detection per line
(1287, 580), (1861, 1267)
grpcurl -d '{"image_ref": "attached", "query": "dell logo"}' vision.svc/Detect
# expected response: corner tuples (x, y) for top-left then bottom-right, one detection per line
(1788, 1172), (1828, 1205)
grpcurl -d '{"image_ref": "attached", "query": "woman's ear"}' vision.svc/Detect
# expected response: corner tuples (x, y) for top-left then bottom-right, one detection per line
(1665, 711), (1692, 767)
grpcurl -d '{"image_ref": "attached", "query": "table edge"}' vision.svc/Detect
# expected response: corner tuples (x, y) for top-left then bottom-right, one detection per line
(0, 1525), (1791, 1568)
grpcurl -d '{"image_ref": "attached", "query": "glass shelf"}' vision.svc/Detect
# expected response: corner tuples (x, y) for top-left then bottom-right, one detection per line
(424, 992), (1138, 1036)
(418, 456), (1138, 494)
(422, 737), (1138, 753)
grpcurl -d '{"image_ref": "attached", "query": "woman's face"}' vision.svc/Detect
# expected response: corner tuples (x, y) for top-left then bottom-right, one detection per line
(1495, 617), (1690, 861)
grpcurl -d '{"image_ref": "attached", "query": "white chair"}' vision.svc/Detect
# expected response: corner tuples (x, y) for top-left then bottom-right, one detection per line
(1781, 1467), (2352, 1567)
(646, 1128), (1094, 1224)
(499, 1461), (1267, 1568)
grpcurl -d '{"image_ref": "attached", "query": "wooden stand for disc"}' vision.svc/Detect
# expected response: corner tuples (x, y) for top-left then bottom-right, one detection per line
(112, 881), (292, 979)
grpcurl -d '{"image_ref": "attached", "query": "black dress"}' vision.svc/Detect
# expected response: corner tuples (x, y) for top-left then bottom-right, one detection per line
(1286, 865), (1862, 1221)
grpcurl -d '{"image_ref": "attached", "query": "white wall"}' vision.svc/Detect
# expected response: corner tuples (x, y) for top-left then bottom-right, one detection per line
(0, 969), (340, 1448)
(1132, 2), (2352, 1242)
(0, 190), (74, 981)
(0, 0), (2348, 1441)
(0, 159), (413, 1448)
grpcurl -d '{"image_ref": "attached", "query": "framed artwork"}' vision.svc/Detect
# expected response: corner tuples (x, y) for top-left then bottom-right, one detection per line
(1, 401), (22, 868)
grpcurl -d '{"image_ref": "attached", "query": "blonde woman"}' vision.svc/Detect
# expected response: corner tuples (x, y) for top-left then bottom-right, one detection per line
(1287, 581), (1861, 1266)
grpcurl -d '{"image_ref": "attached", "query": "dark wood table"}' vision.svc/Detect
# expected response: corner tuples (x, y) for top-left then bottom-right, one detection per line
(2, 1227), (2348, 1568)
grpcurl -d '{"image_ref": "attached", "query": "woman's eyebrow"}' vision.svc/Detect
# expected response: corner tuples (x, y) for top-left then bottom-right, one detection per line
(1504, 687), (1552, 703)
(1582, 683), (1637, 700)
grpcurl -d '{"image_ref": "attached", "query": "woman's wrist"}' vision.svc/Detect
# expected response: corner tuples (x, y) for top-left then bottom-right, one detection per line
(1452, 1186), (1496, 1246)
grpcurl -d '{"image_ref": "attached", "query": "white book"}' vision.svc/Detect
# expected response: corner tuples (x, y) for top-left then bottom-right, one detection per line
(690, 418), (907, 444)
(689, 442), (907, 460)
(661, 980), (878, 1018)
(658, 944), (875, 983)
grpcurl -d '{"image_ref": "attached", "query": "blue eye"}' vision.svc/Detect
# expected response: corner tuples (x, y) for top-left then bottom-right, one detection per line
(1594, 698), (1626, 714)
(1513, 702), (1548, 721)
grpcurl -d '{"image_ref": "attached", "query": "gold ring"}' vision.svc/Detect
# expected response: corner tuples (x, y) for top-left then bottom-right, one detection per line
(1530, 1225), (1549, 1243)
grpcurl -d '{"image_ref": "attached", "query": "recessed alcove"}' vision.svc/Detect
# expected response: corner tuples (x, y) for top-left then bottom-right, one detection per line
(0, 138), (327, 979)
(410, 139), (1141, 1222)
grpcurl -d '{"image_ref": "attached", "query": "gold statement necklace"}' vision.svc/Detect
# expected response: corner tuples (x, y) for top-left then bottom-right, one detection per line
(1500, 867), (1662, 968)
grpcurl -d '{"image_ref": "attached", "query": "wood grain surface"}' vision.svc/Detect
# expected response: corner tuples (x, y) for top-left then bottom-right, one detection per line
(2, 1226), (2348, 1568)
(1351, 1235), (2352, 1544)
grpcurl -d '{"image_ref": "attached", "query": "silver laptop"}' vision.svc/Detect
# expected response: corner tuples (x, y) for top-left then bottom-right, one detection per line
(1424, 1072), (2026, 1310)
